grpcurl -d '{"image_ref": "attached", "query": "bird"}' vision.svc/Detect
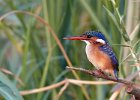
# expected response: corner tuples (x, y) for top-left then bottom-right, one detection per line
(64, 31), (119, 79)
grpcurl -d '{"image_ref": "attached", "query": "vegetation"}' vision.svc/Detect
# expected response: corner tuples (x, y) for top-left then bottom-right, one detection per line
(0, 0), (139, 100)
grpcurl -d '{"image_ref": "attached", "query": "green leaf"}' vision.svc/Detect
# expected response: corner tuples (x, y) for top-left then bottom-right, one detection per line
(103, 6), (120, 31)
(0, 72), (23, 100)
(130, 24), (140, 41)
(104, 6), (130, 42)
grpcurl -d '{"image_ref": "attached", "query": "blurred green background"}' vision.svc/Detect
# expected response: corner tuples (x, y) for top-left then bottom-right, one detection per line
(0, 0), (140, 100)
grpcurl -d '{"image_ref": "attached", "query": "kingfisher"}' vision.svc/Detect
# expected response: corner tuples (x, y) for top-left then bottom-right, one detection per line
(64, 31), (119, 79)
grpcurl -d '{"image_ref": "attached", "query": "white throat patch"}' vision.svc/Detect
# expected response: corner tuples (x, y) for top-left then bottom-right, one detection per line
(82, 40), (90, 45)
(96, 39), (105, 44)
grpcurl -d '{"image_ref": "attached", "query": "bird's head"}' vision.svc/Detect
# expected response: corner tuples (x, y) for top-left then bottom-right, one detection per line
(64, 31), (108, 46)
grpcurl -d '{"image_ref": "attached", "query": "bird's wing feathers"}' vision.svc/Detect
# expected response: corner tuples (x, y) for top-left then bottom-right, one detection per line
(99, 45), (119, 71)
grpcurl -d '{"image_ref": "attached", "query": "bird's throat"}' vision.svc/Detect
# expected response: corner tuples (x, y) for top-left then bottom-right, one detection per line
(82, 40), (90, 45)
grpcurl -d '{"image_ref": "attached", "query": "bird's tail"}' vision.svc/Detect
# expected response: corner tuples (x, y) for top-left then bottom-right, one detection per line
(114, 69), (118, 80)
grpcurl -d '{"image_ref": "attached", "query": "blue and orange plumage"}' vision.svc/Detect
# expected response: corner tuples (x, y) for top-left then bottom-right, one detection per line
(64, 31), (119, 79)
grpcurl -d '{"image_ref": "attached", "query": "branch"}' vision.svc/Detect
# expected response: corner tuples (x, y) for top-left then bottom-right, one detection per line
(0, 68), (24, 86)
(66, 66), (140, 100)
(20, 79), (115, 95)
(20, 80), (66, 95)
(126, 85), (140, 100)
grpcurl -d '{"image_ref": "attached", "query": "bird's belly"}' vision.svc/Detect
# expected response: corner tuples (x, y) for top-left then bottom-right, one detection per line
(85, 45), (113, 71)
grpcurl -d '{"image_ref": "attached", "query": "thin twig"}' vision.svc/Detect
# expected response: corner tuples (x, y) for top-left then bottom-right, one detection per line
(68, 79), (116, 85)
(20, 78), (115, 96)
(57, 82), (69, 99)
(0, 68), (24, 86)
(112, 44), (131, 47)
(20, 80), (66, 95)
(109, 90), (120, 100)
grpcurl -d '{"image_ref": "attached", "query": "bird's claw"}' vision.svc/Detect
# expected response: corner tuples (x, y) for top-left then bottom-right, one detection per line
(95, 69), (108, 78)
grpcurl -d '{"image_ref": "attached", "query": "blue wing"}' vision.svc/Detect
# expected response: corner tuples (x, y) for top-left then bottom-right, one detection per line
(99, 45), (119, 70)
(99, 44), (119, 79)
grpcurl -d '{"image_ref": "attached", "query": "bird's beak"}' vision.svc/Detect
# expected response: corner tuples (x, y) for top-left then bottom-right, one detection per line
(63, 36), (88, 40)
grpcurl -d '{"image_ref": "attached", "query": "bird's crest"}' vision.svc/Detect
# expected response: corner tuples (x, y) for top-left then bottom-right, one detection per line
(83, 31), (108, 44)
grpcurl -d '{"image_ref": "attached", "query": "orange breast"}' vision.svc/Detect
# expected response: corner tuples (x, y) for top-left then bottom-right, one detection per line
(85, 44), (114, 76)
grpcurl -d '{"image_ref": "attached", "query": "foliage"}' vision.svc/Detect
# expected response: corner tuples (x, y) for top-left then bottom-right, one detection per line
(0, 0), (139, 100)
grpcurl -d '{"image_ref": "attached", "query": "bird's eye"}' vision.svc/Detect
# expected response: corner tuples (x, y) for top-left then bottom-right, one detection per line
(87, 35), (92, 38)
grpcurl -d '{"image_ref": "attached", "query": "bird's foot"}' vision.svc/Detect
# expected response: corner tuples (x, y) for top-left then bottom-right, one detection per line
(98, 69), (105, 74)
(95, 69), (108, 78)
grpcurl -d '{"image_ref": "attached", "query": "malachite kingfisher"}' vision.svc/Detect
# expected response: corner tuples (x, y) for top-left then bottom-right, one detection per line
(64, 31), (119, 79)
